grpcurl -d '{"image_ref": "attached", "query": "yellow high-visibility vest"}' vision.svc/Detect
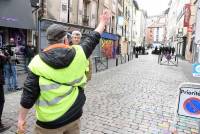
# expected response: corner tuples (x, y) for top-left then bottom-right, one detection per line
(28, 45), (88, 122)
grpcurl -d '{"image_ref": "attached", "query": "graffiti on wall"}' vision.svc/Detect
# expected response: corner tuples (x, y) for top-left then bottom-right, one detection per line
(101, 39), (115, 58)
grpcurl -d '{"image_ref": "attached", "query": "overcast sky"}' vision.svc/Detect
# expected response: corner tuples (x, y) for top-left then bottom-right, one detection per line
(136, 0), (170, 16)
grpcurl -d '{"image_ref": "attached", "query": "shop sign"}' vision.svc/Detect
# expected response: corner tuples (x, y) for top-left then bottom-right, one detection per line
(184, 4), (191, 27)
(192, 64), (200, 77)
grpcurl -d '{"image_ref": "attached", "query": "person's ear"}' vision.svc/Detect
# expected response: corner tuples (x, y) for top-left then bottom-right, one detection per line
(64, 38), (69, 45)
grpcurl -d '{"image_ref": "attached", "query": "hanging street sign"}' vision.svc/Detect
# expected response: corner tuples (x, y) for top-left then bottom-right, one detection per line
(192, 64), (200, 77)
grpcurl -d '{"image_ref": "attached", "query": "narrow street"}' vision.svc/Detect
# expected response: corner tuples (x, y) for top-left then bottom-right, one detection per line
(1, 0), (200, 133)
(2, 54), (200, 134)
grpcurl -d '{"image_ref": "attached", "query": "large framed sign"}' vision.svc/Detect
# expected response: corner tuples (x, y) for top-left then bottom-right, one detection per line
(177, 83), (200, 119)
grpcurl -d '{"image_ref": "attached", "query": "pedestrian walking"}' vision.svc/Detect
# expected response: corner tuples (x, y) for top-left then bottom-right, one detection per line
(0, 49), (11, 133)
(17, 9), (111, 134)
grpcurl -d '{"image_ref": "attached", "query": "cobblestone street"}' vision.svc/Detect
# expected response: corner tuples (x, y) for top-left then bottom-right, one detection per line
(2, 54), (200, 134)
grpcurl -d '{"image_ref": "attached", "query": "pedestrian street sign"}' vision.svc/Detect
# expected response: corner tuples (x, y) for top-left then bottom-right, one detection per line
(192, 64), (200, 77)
(177, 83), (200, 119)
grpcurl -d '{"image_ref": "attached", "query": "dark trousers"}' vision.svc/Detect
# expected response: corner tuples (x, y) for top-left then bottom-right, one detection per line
(0, 85), (5, 123)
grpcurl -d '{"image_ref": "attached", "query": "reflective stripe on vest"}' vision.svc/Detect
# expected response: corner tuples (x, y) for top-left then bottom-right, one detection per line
(36, 86), (74, 106)
(39, 83), (60, 92)
(65, 76), (84, 86)
(29, 45), (88, 122)
(39, 76), (84, 92)
(36, 76), (84, 106)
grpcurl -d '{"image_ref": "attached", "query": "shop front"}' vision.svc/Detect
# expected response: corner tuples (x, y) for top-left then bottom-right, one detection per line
(0, 27), (27, 54)
(0, 0), (34, 71)
(100, 32), (119, 59)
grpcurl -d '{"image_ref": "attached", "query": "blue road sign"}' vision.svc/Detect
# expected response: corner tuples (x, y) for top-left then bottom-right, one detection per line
(183, 97), (200, 115)
(192, 64), (200, 77)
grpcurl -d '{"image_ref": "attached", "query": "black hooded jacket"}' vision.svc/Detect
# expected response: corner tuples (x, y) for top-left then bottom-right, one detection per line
(0, 54), (7, 85)
(20, 31), (101, 129)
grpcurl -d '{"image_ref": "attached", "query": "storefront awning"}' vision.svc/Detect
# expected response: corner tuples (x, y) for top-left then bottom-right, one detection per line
(101, 32), (118, 41)
(0, 0), (34, 29)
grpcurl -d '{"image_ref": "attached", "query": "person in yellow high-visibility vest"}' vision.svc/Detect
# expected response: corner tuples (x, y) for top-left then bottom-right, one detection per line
(70, 30), (92, 81)
(17, 10), (111, 134)
(71, 31), (82, 45)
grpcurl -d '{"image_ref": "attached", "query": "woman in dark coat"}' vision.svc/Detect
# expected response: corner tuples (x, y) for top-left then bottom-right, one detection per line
(0, 50), (10, 132)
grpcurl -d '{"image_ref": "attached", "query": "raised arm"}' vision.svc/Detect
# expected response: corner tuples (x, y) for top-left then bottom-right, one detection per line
(81, 9), (111, 58)
(94, 10), (111, 34)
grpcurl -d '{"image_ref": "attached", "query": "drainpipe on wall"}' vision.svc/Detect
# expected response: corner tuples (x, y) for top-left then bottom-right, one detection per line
(96, 0), (99, 25)
(77, 0), (79, 24)
(68, 0), (70, 23)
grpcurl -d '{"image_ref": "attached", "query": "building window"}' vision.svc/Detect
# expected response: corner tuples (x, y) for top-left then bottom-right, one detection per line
(83, 0), (89, 26)
(92, 14), (95, 19)
(118, 0), (122, 5)
(83, 1), (88, 16)
(62, 4), (67, 11)
(30, 0), (40, 7)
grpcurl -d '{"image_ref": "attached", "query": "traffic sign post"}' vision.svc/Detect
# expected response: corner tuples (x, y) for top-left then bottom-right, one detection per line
(173, 82), (200, 133)
(177, 83), (200, 118)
